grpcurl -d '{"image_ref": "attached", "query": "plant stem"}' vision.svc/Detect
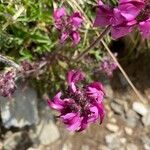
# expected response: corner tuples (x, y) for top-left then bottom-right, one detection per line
(75, 26), (110, 61)
(68, 0), (147, 104)
(101, 41), (146, 104)
(2, 6), (25, 31)
(0, 54), (20, 70)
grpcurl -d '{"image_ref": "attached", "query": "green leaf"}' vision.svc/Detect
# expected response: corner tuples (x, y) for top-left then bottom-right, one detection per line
(19, 48), (33, 60)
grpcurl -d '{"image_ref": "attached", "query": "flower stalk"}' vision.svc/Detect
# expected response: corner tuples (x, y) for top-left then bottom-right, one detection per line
(76, 28), (146, 103)
(0, 54), (20, 70)
(68, 1), (147, 104)
(75, 26), (110, 61)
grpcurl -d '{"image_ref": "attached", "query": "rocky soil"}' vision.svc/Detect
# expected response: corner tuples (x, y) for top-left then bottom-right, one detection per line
(0, 60), (150, 150)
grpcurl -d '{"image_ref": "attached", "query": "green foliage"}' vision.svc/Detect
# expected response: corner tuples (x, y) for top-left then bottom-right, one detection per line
(0, 0), (149, 96)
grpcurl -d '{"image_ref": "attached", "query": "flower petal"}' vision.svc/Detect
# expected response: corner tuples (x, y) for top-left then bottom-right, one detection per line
(47, 92), (64, 110)
(71, 31), (81, 45)
(94, 2), (113, 27)
(53, 7), (66, 20)
(139, 19), (150, 38)
(70, 12), (83, 29)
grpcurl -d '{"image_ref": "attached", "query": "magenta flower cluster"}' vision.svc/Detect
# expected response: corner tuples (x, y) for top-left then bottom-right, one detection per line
(48, 70), (105, 132)
(53, 7), (83, 45)
(0, 70), (16, 98)
(100, 56), (118, 77)
(94, 0), (150, 39)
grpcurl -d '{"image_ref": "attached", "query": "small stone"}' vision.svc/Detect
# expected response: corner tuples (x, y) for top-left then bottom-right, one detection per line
(144, 88), (150, 100)
(144, 144), (150, 150)
(81, 145), (90, 150)
(118, 73), (128, 87)
(108, 112), (113, 118)
(105, 133), (121, 149)
(141, 135), (150, 150)
(27, 146), (45, 150)
(125, 110), (140, 127)
(110, 118), (117, 123)
(125, 127), (133, 135)
(0, 83), (39, 128)
(4, 132), (22, 150)
(126, 143), (138, 150)
(110, 101), (124, 115)
(36, 120), (60, 145)
(132, 102), (148, 116)
(0, 141), (3, 149)
(120, 138), (127, 144)
(98, 145), (110, 150)
(142, 110), (150, 127)
(62, 142), (72, 150)
(106, 123), (119, 132)
(32, 101), (60, 146)
(105, 133), (117, 145)
(105, 85), (114, 98)
(27, 148), (37, 150)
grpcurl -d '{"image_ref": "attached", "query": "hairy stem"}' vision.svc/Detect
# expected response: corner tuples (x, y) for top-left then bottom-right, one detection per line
(102, 41), (146, 104)
(75, 26), (110, 61)
(2, 6), (25, 30)
(68, 0), (147, 103)
(0, 54), (20, 70)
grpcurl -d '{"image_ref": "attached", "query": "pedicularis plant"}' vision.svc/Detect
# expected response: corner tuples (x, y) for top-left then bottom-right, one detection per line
(0, 0), (149, 131)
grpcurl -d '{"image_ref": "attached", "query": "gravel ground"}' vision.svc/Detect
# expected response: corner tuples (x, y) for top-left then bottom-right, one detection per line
(0, 58), (150, 150)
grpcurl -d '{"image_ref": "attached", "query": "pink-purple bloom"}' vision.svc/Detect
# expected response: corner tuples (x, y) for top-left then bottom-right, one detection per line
(100, 56), (118, 77)
(48, 70), (105, 132)
(94, 0), (150, 39)
(0, 70), (16, 98)
(53, 7), (83, 45)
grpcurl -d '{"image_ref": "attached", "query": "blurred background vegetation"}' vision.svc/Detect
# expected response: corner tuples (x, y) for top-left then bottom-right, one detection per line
(0, 0), (150, 97)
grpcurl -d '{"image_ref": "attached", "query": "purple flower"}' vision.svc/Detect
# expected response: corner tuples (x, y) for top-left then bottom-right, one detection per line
(94, 1), (113, 27)
(86, 82), (105, 103)
(48, 92), (65, 110)
(118, 0), (144, 21)
(100, 56), (118, 77)
(48, 70), (105, 132)
(0, 70), (16, 98)
(53, 7), (66, 30)
(94, 0), (150, 39)
(139, 18), (150, 38)
(53, 7), (83, 45)
(94, 0), (137, 39)
(67, 70), (85, 92)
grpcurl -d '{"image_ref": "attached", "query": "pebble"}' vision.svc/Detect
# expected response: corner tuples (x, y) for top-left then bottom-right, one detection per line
(144, 144), (150, 150)
(141, 135), (150, 150)
(105, 133), (122, 150)
(144, 88), (150, 100)
(125, 110), (140, 127)
(120, 138), (127, 144)
(62, 142), (72, 150)
(118, 73), (128, 87)
(36, 120), (60, 145)
(0, 141), (3, 150)
(142, 110), (150, 127)
(105, 85), (114, 98)
(132, 102), (148, 116)
(4, 132), (22, 150)
(98, 145), (110, 150)
(110, 101), (124, 115)
(29, 101), (60, 146)
(108, 112), (114, 118)
(81, 145), (90, 150)
(110, 118), (117, 123)
(126, 143), (138, 150)
(0, 83), (39, 128)
(125, 127), (133, 135)
(106, 123), (119, 132)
